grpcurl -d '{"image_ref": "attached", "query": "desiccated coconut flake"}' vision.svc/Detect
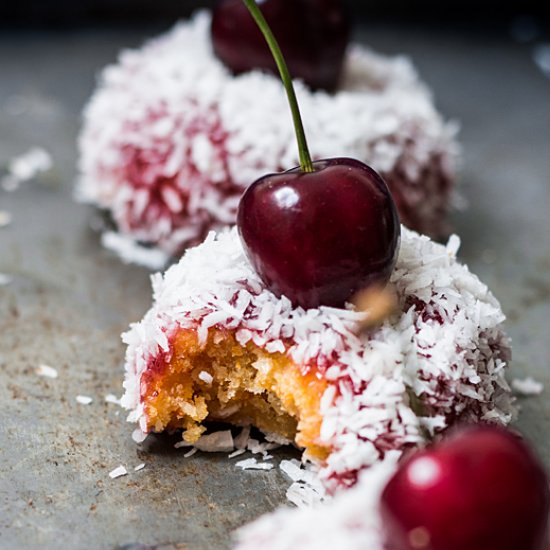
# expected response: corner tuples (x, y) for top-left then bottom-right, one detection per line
(7, 147), (52, 183)
(228, 449), (246, 459)
(264, 432), (292, 446)
(132, 429), (148, 443)
(183, 448), (198, 458)
(0, 273), (12, 286)
(101, 231), (169, 270)
(286, 482), (325, 509)
(105, 394), (122, 405)
(236, 458), (274, 471)
(76, 395), (93, 405)
(0, 210), (12, 228)
(234, 426), (251, 450)
(279, 460), (327, 507)
(198, 371), (214, 384)
(246, 438), (274, 456)
(35, 364), (58, 379)
(109, 465), (128, 479)
(134, 463), (146, 472)
(511, 376), (544, 396)
(194, 430), (235, 453)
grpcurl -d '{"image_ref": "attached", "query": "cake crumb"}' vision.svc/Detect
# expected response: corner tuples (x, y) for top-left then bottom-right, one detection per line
(511, 376), (544, 396)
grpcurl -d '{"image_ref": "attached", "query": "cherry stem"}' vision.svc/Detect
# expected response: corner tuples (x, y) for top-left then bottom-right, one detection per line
(242, 0), (314, 173)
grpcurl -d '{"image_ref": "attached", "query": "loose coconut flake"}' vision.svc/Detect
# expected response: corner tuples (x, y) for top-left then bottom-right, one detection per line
(2, 147), (52, 191)
(109, 465), (128, 479)
(101, 231), (169, 270)
(105, 393), (122, 405)
(35, 364), (58, 379)
(0, 210), (12, 228)
(235, 458), (274, 471)
(198, 370), (214, 385)
(511, 376), (544, 396)
(76, 395), (93, 405)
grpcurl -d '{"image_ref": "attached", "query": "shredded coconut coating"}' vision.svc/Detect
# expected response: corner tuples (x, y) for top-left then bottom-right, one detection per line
(78, 11), (458, 257)
(121, 226), (514, 490)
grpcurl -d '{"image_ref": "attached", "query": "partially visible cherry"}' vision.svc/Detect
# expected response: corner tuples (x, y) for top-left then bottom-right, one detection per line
(381, 424), (550, 550)
(211, 0), (350, 91)
(237, 158), (400, 309)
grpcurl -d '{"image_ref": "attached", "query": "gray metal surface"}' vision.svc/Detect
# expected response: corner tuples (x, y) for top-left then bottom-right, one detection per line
(1, 23), (549, 550)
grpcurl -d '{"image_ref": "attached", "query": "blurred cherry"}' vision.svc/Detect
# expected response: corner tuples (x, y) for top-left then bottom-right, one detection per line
(211, 0), (350, 91)
(381, 424), (550, 550)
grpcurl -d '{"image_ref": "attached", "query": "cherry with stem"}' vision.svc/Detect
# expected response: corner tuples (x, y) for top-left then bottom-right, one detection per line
(237, 0), (400, 310)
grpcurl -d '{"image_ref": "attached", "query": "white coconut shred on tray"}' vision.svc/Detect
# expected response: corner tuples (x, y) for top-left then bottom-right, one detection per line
(0, 210), (12, 228)
(1, 147), (52, 191)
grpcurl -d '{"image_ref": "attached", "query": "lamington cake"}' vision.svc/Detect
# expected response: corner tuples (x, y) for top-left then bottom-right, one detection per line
(78, 11), (458, 261)
(121, 225), (514, 491)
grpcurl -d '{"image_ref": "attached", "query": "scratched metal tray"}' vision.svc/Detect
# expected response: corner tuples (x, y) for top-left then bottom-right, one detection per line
(1, 23), (549, 550)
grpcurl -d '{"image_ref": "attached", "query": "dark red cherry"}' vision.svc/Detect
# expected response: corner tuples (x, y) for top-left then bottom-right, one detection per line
(237, 158), (400, 309)
(381, 424), (550, 550)
(211, 0), (350, 91)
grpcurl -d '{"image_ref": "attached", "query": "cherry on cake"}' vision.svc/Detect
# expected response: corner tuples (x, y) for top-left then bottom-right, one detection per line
(78, 8), (458, 261)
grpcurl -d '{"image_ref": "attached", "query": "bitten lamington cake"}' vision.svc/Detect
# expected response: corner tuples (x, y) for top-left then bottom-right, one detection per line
(121, 226), (514, 491)
(78, 11), (458, 260)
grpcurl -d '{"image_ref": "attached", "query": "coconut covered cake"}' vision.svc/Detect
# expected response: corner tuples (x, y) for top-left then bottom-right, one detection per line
(78, 11), (458, 261)
(121, 225), (514, 492)
(235, 455), (399, 549)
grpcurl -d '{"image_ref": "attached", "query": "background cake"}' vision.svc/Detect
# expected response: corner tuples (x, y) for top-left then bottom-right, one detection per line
(78, 11), (458, 261)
